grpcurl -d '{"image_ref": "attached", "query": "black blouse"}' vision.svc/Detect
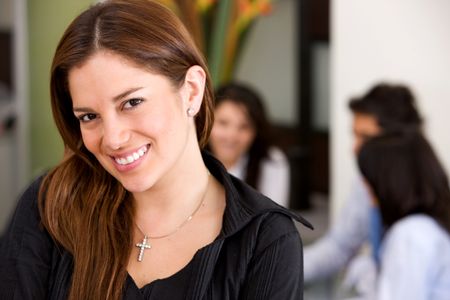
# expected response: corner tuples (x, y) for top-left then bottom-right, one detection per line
(0, 152), (312, 299)
(126, 252), (194, 298)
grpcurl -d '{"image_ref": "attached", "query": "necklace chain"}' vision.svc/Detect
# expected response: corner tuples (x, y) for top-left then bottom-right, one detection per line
(134, 173), (210, 262)
(135, 194), (205, 240)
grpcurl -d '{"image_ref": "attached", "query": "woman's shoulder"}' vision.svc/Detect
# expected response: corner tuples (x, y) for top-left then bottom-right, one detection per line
(224, 209), (303, 261)
(252, 211), (300, 245)
(384, 214), (450, 253)
(9, 174), (46, 221)
(266, 147), (288, 163)
(0, 174), (70, 299)
(389, 214), (447, 236)
(1, 174), (48, 240)
(259, 147), (289, 174)
(227, 173), (311, 228)
(204, 150), (311, 233)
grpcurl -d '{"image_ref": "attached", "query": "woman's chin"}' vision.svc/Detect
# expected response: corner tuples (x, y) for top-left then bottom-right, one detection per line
(118, 179), (154, 194)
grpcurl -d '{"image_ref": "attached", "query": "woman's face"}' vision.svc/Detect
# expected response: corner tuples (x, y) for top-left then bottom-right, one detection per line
(69, 51), (196, 193)
(352, 112), (381, 154)
(209, 101), (256, 168)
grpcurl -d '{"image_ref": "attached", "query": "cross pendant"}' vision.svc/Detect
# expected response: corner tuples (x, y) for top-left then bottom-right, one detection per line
(135, 235), (151, 262)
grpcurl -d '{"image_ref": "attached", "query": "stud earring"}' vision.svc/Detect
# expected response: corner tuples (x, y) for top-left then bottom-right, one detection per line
(187, 107), (195, 117)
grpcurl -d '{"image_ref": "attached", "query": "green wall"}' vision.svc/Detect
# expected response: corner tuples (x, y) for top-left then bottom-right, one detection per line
(28, 0), (93, 176)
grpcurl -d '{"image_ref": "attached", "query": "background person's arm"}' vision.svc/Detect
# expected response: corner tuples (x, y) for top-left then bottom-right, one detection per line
(303, 177), (371, 282)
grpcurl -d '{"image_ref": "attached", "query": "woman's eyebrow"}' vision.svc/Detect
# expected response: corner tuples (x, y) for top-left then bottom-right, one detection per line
(73, 87), (144, 112)
(112, 87), (144, 102)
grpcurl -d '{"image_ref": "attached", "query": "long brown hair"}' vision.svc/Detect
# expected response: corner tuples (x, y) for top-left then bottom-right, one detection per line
(39, 1), (214, 299)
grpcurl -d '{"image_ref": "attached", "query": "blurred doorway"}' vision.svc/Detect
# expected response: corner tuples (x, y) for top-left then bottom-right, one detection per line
(0, 0), (29, 231)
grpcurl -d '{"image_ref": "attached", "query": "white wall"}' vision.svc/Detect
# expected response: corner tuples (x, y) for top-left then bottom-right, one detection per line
(331, 0), (450, 219)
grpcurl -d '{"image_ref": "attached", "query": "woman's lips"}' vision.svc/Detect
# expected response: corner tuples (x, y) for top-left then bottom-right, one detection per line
(114, 145), (149, 165)
(111, 144), (150, 171)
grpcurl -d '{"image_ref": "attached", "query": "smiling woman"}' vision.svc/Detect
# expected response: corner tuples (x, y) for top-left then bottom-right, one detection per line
(68, 51), (205, 193)
(0, 1), (311, 299)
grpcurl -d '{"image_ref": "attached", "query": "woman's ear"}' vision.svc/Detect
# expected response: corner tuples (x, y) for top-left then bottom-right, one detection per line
(182, 65), (206, 117)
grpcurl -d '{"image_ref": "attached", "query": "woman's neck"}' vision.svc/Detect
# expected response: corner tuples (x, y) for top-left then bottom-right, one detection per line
(131, 146), (210, 236)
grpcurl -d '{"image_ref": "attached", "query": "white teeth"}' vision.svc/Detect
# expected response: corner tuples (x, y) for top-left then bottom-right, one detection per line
(114, 145), (148, 165)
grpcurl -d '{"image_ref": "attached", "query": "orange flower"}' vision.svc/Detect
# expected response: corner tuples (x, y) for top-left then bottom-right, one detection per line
(257, 0), (273, 16)
(196, 0), (216, 13)
(235, 0), (273, 34)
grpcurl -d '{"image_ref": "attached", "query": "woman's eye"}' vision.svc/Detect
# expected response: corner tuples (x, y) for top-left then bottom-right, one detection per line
(78, 113), (97, 122)
(123, 98), (143, 109)
(216, 119), (229, 127)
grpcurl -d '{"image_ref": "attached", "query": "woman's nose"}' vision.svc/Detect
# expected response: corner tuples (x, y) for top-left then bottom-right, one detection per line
(102, 118), (130, 151)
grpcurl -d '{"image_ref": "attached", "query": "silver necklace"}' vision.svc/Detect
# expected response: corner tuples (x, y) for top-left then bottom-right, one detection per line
(134, 174), (210, 262)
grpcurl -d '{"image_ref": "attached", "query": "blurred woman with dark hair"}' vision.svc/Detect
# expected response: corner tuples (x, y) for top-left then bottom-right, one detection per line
(208, 82), (290, 207)
(357, 132), (450, 299)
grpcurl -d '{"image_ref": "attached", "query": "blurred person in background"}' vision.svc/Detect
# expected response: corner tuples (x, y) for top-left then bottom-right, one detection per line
(208, 82), (290, 207)
(354, 131), (450, 300)
(304, 83), (423, 283)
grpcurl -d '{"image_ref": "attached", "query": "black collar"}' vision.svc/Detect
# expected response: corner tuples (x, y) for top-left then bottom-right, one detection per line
(202, 151), (313, 239)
